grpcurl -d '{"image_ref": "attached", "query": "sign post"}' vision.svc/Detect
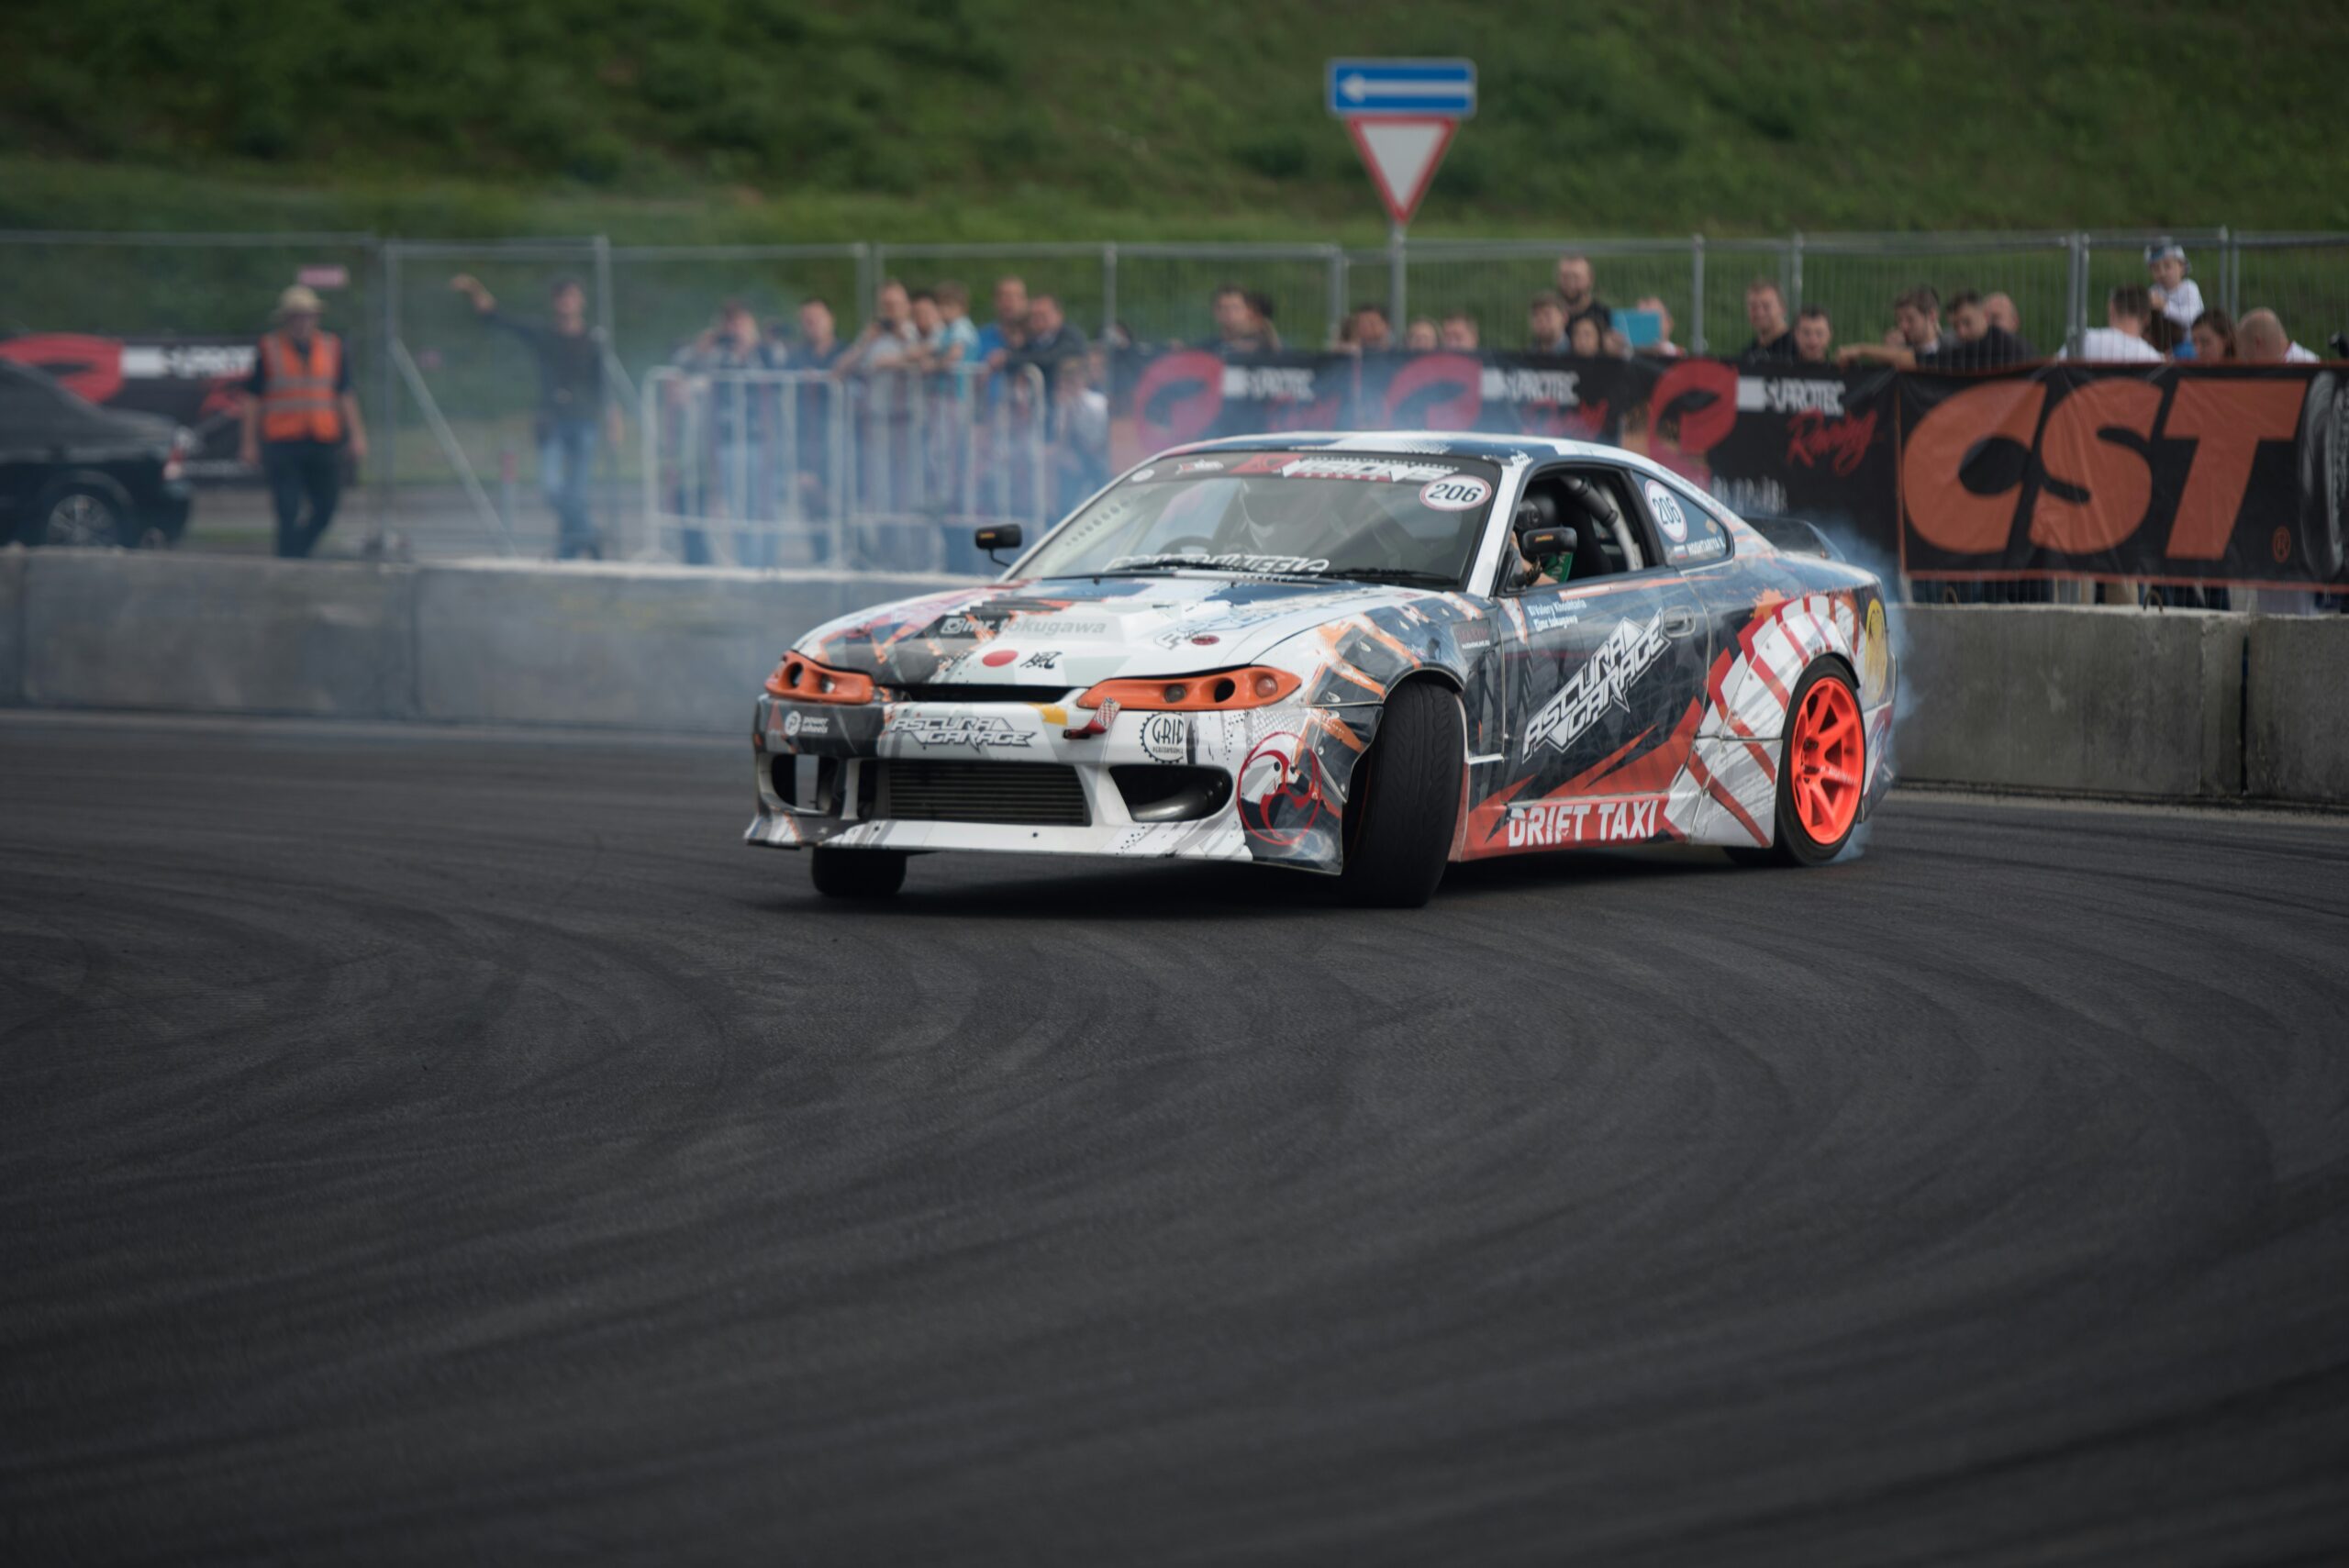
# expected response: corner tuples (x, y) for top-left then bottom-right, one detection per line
(1326, 58), (1475, 331)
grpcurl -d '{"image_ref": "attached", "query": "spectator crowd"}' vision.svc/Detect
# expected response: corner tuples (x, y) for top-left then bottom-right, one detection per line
(645, 271), (1110, 566)
(381, 239), (2332, 579)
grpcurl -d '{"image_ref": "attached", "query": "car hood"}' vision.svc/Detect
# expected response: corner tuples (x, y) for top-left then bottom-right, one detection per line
(108, 407), (180, 445)
(2, 397), (175, 452)
(794, 573), (1472, 689)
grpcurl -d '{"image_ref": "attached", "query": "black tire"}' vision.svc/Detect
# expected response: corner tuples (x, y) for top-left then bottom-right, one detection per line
(1755, 662), (1865, 868)
(809, 847), (907, 899)
(1340, 681), (1464, 908)
(31, 482), (128, 550)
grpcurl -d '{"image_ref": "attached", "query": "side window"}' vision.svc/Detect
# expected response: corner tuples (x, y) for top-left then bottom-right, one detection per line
(1636, 474), (1732, 569)
(1501, 464), (1659, 592)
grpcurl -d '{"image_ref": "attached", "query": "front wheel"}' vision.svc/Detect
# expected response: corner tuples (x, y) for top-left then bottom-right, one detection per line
(1756, 662), (1866, 866)
(1340, 682), (1464, 908)
(33, 484), (128, 549)
(810, 847), (907, 898)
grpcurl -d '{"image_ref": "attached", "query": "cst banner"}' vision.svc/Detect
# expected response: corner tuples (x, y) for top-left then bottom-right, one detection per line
(1898, 363), (2347, 590)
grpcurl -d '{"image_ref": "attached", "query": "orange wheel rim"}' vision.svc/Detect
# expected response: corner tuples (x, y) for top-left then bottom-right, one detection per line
(1791, 677), (1864, 843)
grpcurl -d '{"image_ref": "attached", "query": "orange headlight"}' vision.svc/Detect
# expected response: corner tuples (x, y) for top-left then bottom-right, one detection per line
(1074, 667), (1301, 712)
(765, 653), (879, 705)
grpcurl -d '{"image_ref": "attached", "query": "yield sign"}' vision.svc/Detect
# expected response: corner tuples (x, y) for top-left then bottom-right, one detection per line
(1327, 59), (1474, 228)
(1343, 117), (1459, 228)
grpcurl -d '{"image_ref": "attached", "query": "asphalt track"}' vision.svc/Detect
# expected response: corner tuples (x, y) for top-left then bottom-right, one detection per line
(4, 713), (2346, 1566)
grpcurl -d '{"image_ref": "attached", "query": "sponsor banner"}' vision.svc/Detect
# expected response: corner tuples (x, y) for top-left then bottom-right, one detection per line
(1353, 351), (1662, 444)
(1102, 352), (2349, 586)
(1897, 362), (2347, 588)
(0, 332), (258, 476)
(1111, 350), (1663, 464)
(1122, 350), (1351, 458)
(1644, 360), (1899, 552)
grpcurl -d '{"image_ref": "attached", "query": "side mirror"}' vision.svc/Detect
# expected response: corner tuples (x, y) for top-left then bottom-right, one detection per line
(974, 524), (1022, 565)
(1517, 524), (1578, 560)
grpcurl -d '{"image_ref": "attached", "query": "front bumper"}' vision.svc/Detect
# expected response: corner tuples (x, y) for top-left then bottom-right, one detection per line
(745, 692), (1380, 873)
(140, 482), (194, 542)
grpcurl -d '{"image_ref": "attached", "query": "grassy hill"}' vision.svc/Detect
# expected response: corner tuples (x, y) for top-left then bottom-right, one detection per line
(5, 0), (2346, 242)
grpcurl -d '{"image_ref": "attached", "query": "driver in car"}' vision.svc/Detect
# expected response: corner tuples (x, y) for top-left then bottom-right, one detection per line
(1219, 478), (1348, 563)
(1509, 496), (1575, 588)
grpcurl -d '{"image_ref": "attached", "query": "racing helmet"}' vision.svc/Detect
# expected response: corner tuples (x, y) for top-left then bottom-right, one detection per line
(1231, 476), (1324, 543)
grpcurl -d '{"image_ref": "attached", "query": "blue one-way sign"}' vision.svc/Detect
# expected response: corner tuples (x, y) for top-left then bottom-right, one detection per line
(1325, 58), (1476, 118)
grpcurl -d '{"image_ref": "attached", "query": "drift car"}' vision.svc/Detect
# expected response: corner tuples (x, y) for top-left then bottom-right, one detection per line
(750, 434), (1898, 906)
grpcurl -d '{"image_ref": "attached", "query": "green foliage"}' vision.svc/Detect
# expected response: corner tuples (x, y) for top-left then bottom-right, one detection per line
(1231, 131), (1309, 183)
(2, 0), (2344, 235)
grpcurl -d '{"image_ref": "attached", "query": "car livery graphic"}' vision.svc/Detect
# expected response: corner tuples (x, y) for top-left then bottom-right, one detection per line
(748, 431), (1898, 906)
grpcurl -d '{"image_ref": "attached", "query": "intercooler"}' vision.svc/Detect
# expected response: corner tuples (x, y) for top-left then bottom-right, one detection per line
(874, 760), (1092, 827)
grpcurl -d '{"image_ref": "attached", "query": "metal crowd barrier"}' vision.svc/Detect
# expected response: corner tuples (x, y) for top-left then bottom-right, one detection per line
(640, 362), (1054, 573)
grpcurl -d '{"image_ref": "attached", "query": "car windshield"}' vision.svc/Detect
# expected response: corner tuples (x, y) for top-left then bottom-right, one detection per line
(1016, 449), (1503, 589)
(0, 360), (84, 409)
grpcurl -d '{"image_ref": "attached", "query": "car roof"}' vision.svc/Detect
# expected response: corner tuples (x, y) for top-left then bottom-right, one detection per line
(1166, 429), (1638, 468)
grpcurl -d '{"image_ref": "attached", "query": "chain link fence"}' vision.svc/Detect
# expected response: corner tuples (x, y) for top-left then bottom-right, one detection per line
(607, 242), (865, 376)
(382, 238), (607, 557)
(1113, 244), (1343, 350)
(2232, 235), (2349, 351)
(1796, 233), (2078, 359)
(873, 243), (1107, 347)
(4, 227), (2343, 568)
(1369, 239), (1708, 354)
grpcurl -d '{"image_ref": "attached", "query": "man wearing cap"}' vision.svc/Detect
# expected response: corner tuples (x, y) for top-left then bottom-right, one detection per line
(239, 284), (367, 559)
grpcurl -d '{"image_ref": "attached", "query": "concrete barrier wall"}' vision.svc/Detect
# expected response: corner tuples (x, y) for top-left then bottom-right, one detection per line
(20, 552), (417, 719)
(2246, 616), (2349, 806)
(0, 550), (23, 708)
(410, 564), (954, 730)
(3, 554), (2343, 808)
(1899, 605), (2248, 800)
(6, 552), (967, 734)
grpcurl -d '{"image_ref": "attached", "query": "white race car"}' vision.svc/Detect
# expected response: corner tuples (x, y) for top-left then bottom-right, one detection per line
(750, 433), (1898, 906)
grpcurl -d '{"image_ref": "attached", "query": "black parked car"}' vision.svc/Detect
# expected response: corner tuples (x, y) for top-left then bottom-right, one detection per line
(0, 359), (194, 548)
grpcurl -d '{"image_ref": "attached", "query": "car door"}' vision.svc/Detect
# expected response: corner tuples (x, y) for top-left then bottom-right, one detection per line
(0, 362), (61, 534)
(1488, 462), (1711, 851)
(1633, 469), (1751, 686)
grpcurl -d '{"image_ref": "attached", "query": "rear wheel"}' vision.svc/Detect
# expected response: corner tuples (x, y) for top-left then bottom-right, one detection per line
(1753, 662), (1865, 866)
(1340, 681), (1463, 908)
(810, 846), (907, 899)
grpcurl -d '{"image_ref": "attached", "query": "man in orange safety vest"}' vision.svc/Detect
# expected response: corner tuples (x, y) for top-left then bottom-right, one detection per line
(239, 284), (369, 558)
